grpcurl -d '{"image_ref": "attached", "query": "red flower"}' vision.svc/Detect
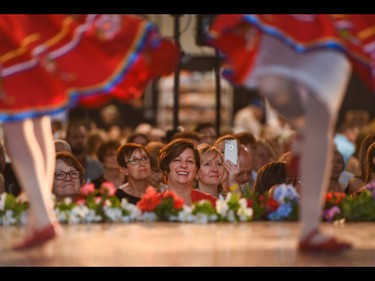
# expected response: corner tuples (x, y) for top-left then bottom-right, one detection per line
(76, 198), (86, 205)
(266, 197), (279, 212)
(173, 198), (184, 209)
(80, 183), (96, 197)
(332, 192), (346, 205)
(161, 190), (184, 209)
(137, 186), (161, 212)
(326, 192), (333, 201)
(100, 181), (117, 197)
(325, 191), (346, 206)
(246, 198), (253, 208)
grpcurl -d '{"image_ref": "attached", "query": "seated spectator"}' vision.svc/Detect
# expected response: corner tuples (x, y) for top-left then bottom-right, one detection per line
(196, 143), (225, 199)
(353, 142), (375, 196)
(0, 174), (4, 194)
(213, 134), (242, 196)
(253, 139), (277, 173)
(346, 132), (375, 195)
(254, 161), (289, 195)
(327, 150), (346, 193)
(116, 143), (152, 204)
(235, 144), (256, 194)
(54, 139), (72, 153)
(0, 140), (21, 196)
(334, 120), (360, 166)
(158, 138), (217, 207)
(93, 140), (124, 189)
(65, 119), (104, 183)
(126, 132), (150, 146)
(171, 131), (201, 147)
(53, 151), (85, 202)
(345, 126), (371, 175)
(234, 131), (256, 153)
(86, 129), (107, 161)
(148, 127), (166, 143)
(145, 141), (167, 192)
(194, 122), (217, 145)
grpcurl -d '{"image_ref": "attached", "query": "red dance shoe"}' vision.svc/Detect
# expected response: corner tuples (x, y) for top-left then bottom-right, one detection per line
(13, 223), (59, 250)
(298, 228), (352, 254)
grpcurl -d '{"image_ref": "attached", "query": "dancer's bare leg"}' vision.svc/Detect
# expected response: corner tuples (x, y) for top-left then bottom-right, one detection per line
(258, 68), (351, 252)
(299, 93), (334, 241)
(3, 116), (58, 243)
(33, 115), (56, 194)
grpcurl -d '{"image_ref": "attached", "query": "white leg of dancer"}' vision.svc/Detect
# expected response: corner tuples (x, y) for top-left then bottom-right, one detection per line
(299, 92), (335, 242)
(260, 76), (351, 249)
(3, 116), (57, 231)
(253, 34), (352, 250)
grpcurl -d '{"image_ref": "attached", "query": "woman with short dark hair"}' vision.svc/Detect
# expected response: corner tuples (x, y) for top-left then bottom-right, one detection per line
(159, 138), (216, 207)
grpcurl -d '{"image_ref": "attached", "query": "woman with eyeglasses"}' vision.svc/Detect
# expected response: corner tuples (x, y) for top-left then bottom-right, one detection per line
(116, 143), (152, 204)
(53, 151), (85, 203)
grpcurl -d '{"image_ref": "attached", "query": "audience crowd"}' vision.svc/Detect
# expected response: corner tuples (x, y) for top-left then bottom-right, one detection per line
(2, 108), (375, 211)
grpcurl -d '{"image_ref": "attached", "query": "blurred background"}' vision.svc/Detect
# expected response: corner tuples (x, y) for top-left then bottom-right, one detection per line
(68, 14), (375, 134)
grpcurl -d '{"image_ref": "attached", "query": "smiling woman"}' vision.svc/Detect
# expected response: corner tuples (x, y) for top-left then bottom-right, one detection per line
(158, 138), (217, 207)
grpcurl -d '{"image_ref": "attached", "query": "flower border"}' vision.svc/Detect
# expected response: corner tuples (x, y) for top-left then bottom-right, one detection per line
(2, 181), (375, 225)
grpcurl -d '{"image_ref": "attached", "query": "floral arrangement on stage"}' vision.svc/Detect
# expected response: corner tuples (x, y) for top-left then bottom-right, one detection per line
(244, 183), (299, 221)
(323, 180), (375, 222)
(0, 192), (28, 225)
(136, 187), (252, 223)
(2, 180), (375, 226)
(54, 182), (141, 224)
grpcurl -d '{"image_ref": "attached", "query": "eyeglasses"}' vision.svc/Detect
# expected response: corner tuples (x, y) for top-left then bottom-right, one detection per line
(55, 170), (80, 180)
(126, 157), (150, 166)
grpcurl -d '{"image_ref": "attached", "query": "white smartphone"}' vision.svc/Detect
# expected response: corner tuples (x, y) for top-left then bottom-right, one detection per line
(224, 139), (238, 165)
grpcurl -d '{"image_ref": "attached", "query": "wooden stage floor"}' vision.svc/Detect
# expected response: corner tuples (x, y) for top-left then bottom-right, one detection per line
(1, 221), (375, 266)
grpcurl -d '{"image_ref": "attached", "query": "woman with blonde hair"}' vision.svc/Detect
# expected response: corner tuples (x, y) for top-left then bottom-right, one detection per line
(196, 143), (225, 199)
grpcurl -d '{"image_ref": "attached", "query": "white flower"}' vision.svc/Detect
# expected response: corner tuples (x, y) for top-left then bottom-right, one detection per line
(216, 199), (229, 216)
(237, 207), (253, 222)
(238, 198), (248, 209)
(237, 198), (253, 222)
(177, 205), (194, 222)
